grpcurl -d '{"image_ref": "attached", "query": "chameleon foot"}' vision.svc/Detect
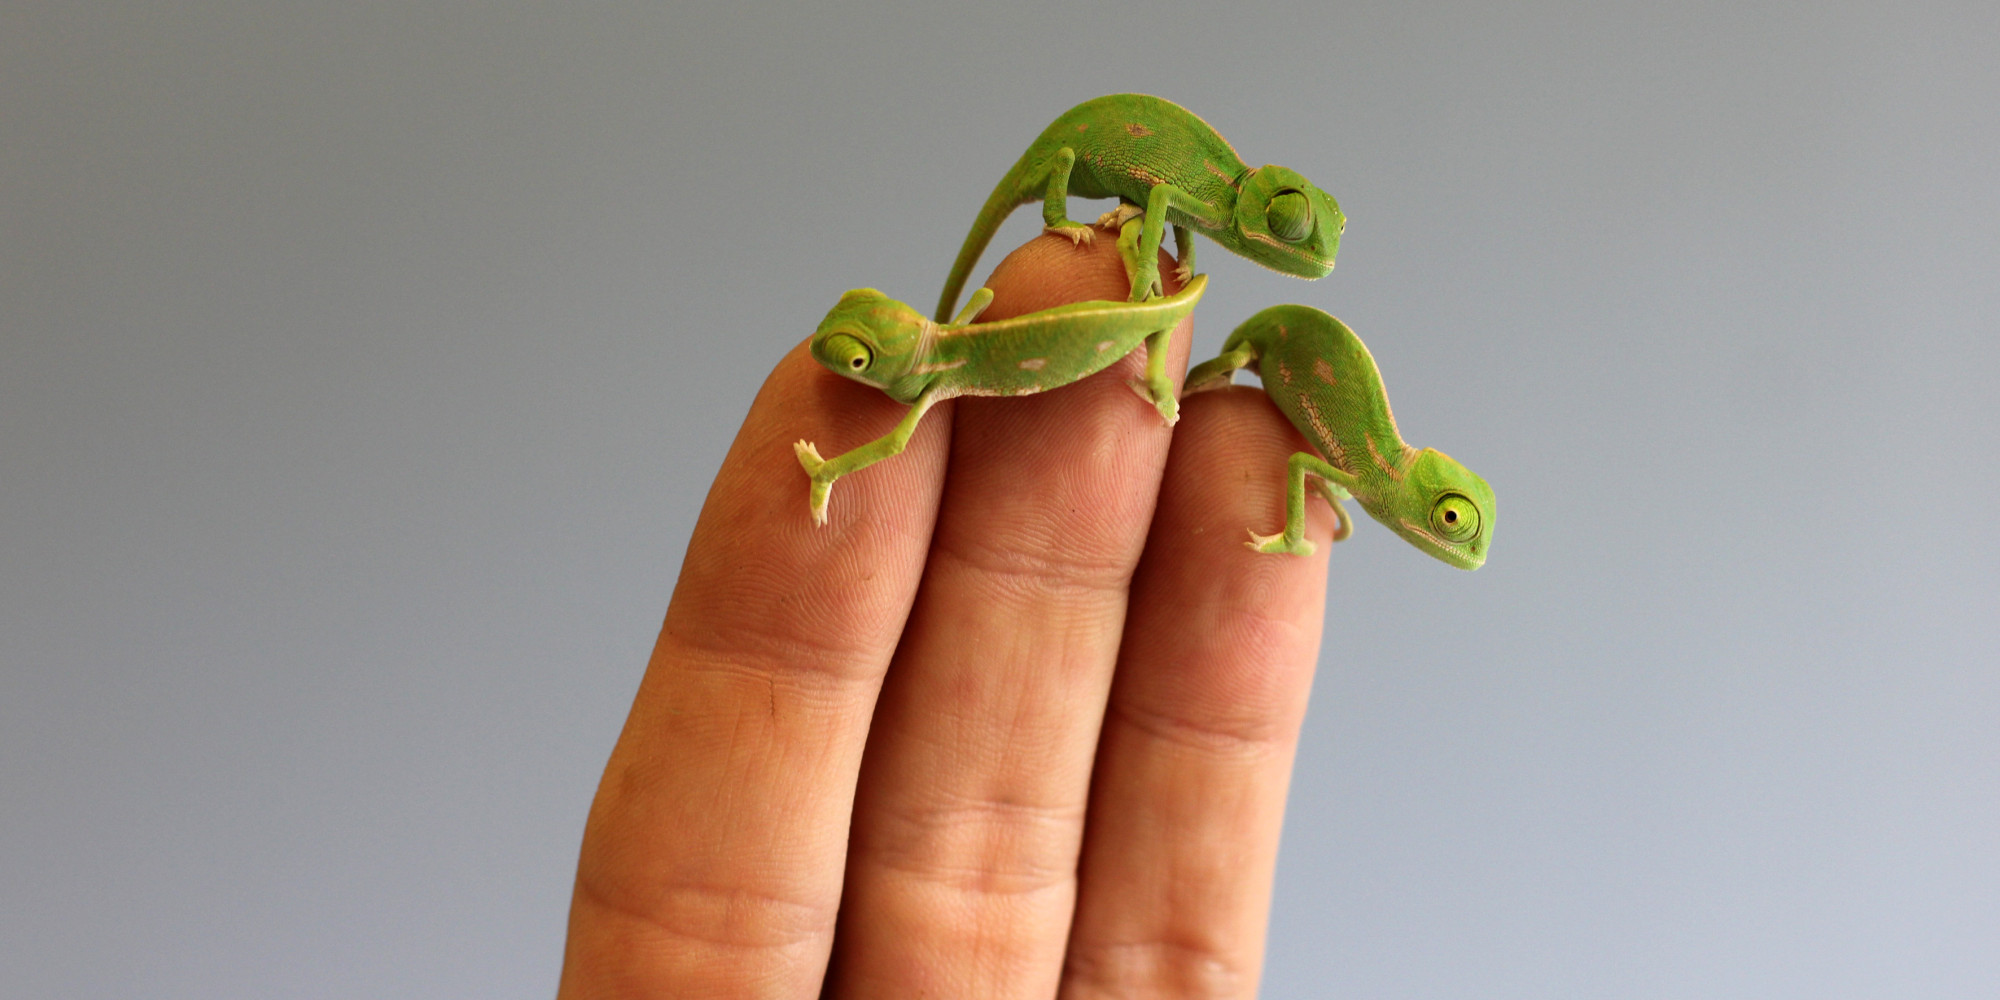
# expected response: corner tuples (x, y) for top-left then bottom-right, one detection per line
(1125, 378), (1179, 426)
(794, 439), (825, 475)
(794, 440), (835, 526)
(1044, 223), (1095, 246)
(1095, 203), (1144, 230)
(1172, 260), (1194, 285)
(1245, 528), (1315, 557)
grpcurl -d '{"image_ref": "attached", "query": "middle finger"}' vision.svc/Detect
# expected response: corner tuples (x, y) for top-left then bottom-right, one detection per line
(827, 233), (1190, 998)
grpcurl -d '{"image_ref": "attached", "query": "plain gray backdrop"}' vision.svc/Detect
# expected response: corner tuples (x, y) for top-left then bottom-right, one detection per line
(4, 1), (1996, 997)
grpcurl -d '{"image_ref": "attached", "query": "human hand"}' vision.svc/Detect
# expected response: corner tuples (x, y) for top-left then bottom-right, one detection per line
(558, 231), (1337, 998)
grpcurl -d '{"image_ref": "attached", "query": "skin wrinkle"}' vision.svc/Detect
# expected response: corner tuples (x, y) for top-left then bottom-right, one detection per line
(571, 869), (835, 955)
(1062, 938), (1250, 1000)
(1103, 687), (1296, 761)
(661, 629), (890, 696)
(862, 834), (1083, 899)
(921, 529), (1139, 606)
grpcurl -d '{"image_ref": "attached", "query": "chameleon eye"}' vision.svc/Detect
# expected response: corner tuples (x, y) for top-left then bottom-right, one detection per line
(1429, 493), (1480, 543)
(822, 333), (873, 373)
(1265, 189), (1312, 243)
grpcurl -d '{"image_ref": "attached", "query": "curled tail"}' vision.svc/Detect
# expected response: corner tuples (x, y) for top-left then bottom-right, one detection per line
(934, 154), (1038, 323)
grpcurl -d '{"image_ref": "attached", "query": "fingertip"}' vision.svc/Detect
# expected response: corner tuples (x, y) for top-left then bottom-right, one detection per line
(978, 228), (1183, 320)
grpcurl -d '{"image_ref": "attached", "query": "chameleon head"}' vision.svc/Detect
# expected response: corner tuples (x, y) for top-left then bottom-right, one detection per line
(809, 288), (933, 401)
(1231, 165), (1344, 280)
(1377, 447), (1495, 571)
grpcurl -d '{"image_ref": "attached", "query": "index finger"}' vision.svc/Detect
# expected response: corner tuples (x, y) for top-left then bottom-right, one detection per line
(559, 327), (951, 996)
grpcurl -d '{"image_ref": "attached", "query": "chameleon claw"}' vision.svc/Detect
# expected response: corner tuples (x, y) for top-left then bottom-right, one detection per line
(1125, 378), (1179, 426)
(1245, 528), (1315, 557)
(1045, 223), (1094, 246)
(1095, 203), (1144, 230)
(794, 439), (825, 474)
(1172, 260), (1194, 285)
(794, 440), (834, 526)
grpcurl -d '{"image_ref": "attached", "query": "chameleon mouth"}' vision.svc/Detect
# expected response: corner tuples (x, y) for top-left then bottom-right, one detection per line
(1244, 231), (1337, 272)
(1398, 518), (1482, 569)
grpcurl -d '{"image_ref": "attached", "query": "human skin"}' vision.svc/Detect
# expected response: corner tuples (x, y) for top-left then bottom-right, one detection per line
(557, 232), (1337, 999)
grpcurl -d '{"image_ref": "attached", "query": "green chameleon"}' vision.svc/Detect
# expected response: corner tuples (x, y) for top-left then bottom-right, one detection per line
(1185, 304), (1495, 569)
(935, 93), (1345, 322)
(797, 268), (1208, 525)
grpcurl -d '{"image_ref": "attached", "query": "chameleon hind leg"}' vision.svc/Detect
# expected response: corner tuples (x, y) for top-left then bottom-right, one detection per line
(1129, 183), (1227, 301)
(1095, 209), (1196, 286)
(1095, 202), (1145, 231)
(1035, 147), (1094, 245)
(1247, 452), (1357, 556)
(1121, 324), (1180, 426)
(794, 389), (944, 525)
(1111, 219), (1180, 425)
(1184, 340), (1259, 394)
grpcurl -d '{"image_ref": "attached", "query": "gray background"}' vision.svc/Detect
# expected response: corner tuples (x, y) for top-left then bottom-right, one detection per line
(4, 1), (1995, 997)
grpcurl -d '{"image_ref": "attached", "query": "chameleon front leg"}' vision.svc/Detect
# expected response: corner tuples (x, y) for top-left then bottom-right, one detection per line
(1184, 343), (1259, 394)
(794, 388), (944, 526)
(1247, 451), (1358, 556)
(1109, 218), (1181, 425)
(949, 287), (995, 326)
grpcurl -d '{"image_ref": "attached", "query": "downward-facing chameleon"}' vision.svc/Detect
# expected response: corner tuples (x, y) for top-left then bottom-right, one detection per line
(797, 264), (1207, 524)
(1185, 305), (1495, 569)
(935, 93), (1344, 321)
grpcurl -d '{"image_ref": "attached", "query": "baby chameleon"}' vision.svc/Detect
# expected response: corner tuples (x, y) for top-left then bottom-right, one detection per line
(1185, 305), (1495, 569)
(935, 93), (1344, 321)
(797, 272), (1207, 525)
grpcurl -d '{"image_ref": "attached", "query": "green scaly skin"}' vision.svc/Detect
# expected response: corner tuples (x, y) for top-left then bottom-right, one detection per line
(796, 271), (1208, 525)
(1185, 305), (1495, 569)
(935, 93), (1344, 321)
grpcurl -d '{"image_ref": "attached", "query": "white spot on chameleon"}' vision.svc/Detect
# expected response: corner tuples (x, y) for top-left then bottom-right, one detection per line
(1314, 357), (1337, 383)
(1096, 340), (1115, 352)
(1296, 393), (1340, 462)
(1019, 358), (1047, 371)
(913, 358), (968, 374)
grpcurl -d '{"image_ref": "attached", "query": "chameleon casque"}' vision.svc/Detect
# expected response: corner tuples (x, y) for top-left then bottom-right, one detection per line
(797, 261), (1207, 524)
(935, 93), (1345, 321)
(1185, 304), (1495, 569)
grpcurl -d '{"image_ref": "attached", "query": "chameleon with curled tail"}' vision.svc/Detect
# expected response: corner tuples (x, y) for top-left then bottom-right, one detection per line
(1186, 305), (1495, 569)
(797, 263), (1207, 524)
(935, 93), (1344, 321)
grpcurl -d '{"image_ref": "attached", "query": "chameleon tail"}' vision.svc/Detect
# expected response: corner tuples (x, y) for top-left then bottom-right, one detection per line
(934, 152), (1038, 323)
